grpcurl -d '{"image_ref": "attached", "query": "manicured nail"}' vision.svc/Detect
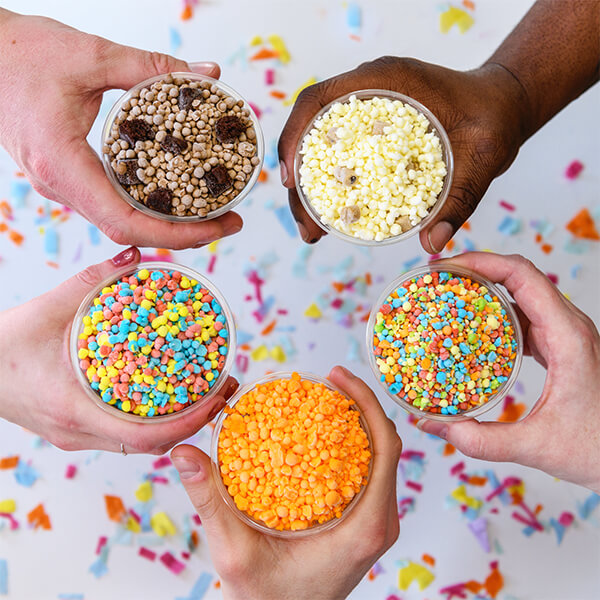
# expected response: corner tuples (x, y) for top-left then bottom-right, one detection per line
(172, 456), (201, 479)
(309, 237), (320, 244)
(279, 160), (288, 185)
(207, 401), (226, 422)
(298, 222), (309, 242)
(112, 246), (137, 267)
(188, 61), (219, 73)
(427, 221), (454, 254)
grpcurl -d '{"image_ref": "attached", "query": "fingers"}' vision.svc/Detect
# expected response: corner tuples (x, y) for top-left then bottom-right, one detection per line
(171, 444), (249, 542)
(417, 418), (534, 464)
(327, 366), (402, 548)
(97, 39), (220, 90)
(445, 253), (572, 335)
(50, 142), (243, 248)
(288, 188), (326, 244)
(49, 246), (140, 318)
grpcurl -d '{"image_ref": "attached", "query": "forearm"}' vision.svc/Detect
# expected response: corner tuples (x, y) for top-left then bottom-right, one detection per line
(484, 0), (600, 140)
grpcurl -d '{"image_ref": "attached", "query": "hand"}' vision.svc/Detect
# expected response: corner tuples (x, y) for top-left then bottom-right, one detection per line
(171, 366), (402, 600)
(277, 56), (528, 252)
(418, 252), (600, 493)
(0, 247), (237, 454)
(0, 9), (242, 249)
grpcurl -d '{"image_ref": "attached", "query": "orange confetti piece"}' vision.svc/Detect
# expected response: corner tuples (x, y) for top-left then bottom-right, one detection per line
(462, 0), (476, 10)
(15, 171), (25, 178)
(360, 311), (370, 322)
(46, 261), (59, 269)
(180, 5), (193, 20)
(445, 239), (455, 251)
(215, 581), (221, 589)
(443, 443), (456, 456)
(332, 282), (345, 293)
(0, 456), (19, 469)
(239, 344), (251, 351)
(566, 208), (600, 240)
(261, 319), (277, 336)
(534, 233), (542, 243)
(50, 208), (62, 219)
(467, 475), (488, 486)
(104, 495), (126, 522)
(27, 503), (52, 530)
(156, 248), (172, 256)
(269, 90), (287, 99)
(0, 222), (8, 233)
(461, 221), (471, 231)
(498, 401), (526, 422)
(8, 230), (24, 246)
(258, 170), (268, 182)
(365, 272), (372, 285)
(484, 566), (504, 598)
(349, 34), (361, 42)
(422, 553), (436, 567)
(190, 529), (199, 549)
(250, 47), (280, 61)
(465, 580), (483, 593)
(0, 200), (12, 219)
(540, 243), (553, 254)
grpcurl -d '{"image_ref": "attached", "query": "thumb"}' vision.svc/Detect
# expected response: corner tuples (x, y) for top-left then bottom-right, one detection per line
(417, 418), (531, 464)
(51, 246), (140, 316)
(171, 444), (246, 542)
(98, 41), (220, 90)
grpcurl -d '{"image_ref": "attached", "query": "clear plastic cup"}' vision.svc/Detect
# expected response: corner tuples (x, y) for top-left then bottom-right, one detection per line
(101, 73), (264, 222)
(210, 371), (373, 538)
(366, 262), (523, 421)
(70, 261), (236, 423)
(294, 89), (454, 246)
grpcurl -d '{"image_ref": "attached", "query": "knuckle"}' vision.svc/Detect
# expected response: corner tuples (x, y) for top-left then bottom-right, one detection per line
(459, 431), (487, 461)
(96, 217), (129, 245)
(75, 264), (103, 289)
(147, 51), (178, 76)
(509, 254), (536, 274)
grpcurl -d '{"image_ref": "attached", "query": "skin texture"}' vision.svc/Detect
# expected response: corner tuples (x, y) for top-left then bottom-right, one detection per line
(0, 9), (243, 249)
(278, 0), (599, 253)
(171, 366), (403, 600)
(417, 253), (600, 495)
(0, 247), (237, 454)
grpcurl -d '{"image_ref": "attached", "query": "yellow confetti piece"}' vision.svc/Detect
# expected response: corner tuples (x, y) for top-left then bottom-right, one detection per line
(135, 481), (153, 503)
(440, 6), (475, 34)
(398, 561), (435, 591)
(150, 512), (176, 537)
(270, 345), (287, 363)
(451, 484), (482, 510)
(207, 240), (219, 254)
(249, 35), (263, 46)
(251, 344), (269, 361)
(0, 499), (16, 513)
(125, 516), (141, 533)
(267, 34), (291, 64)
(283, 77), (318, 106)
(304, 303), (322, 319)
(507, 481), (525, 497)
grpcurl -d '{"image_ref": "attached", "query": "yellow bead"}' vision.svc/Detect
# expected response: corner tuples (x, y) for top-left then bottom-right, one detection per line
(82, 316), (92, 325)
(205, 372), (214, 382)
(121, 400), (131, 412)
(138, 269), (150, 280)
(128, 332), (138, 341)
(140, 299), (153, 310)
(180, 277), (190, 289)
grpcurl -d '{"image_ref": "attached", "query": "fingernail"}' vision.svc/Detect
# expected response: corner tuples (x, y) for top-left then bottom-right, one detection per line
(298, 222), (309, 242)
(417, 419), (448, 440)
(112, 246), (137, 267)
(188, 61), (219, 73)
(279, 160), (288, 185)
(172, 456), (201, 480)
(309, 237), (320, 244)
(224, 222), (243, 237)
(336, 365), (353, 378)
(427, 221), (454, 254)
(416, 418), (427, 431)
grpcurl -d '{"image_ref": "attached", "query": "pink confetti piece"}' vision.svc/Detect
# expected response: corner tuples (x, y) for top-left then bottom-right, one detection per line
(139, 547), (157, 561)
(400, 450), (425, 460)
(248, 102), (262, 119)
(546, 273), (559, 284)
(450, 461), (465, 476)
(236, 354), (249, 373)
(152, 456), (172, 469)
(95, 536), (108, 555)
(129, 509), (141, 523)
(65, 464), (77, 479)
(149, 475), (170, 484)
(499, 200), (516, 211)
(0, 512), (19, 530)
(160, 551), (186, 575)
(192, 514), (202, 526)
(406, 480), (423, 492)
(565, 160), (584, 180)
(558, 511), (574, 527)
(207, 254), (217, 273)
(265, 69), (275, 85)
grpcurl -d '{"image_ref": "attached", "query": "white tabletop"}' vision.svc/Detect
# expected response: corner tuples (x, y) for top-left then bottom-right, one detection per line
(0, 1), (599, 599)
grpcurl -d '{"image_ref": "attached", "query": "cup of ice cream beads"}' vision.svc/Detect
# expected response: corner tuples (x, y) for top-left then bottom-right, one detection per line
(294, 90), (453, 245)
(70, 262), (236, 422)
(367, 263), (523, 420)
(211, 371), (372, 537)
(101, 73), (264, 221)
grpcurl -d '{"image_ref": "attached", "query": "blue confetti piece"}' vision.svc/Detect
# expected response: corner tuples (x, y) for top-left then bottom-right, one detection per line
(570, 264), (582, 278)
(14, 460), (40, 487)
(278, 334), (297, 358)
(45, 227), (59, 256)
(347, 3), (362, 33)
(264, 139), (279, 170)
(89, 558), (108, 578)
(58, 595), (84, 600)
(402, 256), (421, 270)
(10, 180), (31, 208)
(88, 224), (101, 246)
(175, 572), (213, 600)
(236, 330), (254, 345)
(264, 198), (276, 210)
(521, 525), (537, 537)
(273, 206), (298, 237)
(497, 215), (522, 236)
(346, 335), (361, 362)
(169, 27), (182, 53)
(563, 238), (590, 254)
(577, 493), (600, 520)
(0, 559), (7, 595)
(292, 246), (312, 278)
(463, 237), (476, 251)
(549, 518), (566, 544)
(333, 255), (354, 280)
